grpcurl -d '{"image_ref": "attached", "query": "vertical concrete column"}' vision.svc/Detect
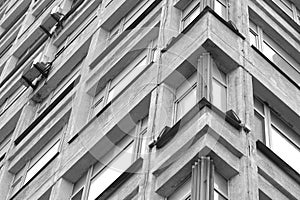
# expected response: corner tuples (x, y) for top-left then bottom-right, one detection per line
(140, 85), (174, 200)
(227, 67), (259, 200)
(198, 53), (212, 101)
(229, 0), (249, 37)
(67, 28), (100, 139)
(49, 178), (73, 200)
(227, 67), (245, 121)
(159, 0), (181, 50)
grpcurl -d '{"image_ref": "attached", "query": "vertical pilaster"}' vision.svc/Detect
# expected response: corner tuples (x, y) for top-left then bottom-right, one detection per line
(198, 53), (212, 101)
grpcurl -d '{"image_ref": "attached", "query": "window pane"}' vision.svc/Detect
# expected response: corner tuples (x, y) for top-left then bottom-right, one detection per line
(214, 0), (227, 18)
(270, 126), (300, 173)
(88, 143), (134, 200)
(182, 6), (200, 29)
(72, 172), (87, 195)
(214, 191), (227, 200)
(71, 188), (83, 200)
(212, 79), (227, 112)
(214, 171), (228, 197)
(254, 97), (264, 115)
(262, 41), (296, 75)
(176, 86), (197, 121)
(107, 56), (147, 102)
(254, 111), (265, 142)
(249, 30), (258, 47)
(278, 0), (293, 17)
(24, 141), (60, 183)
(168, 178), (191, 200)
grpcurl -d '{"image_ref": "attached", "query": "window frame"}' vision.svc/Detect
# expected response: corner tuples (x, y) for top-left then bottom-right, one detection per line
(106, 0), (149, 44)
(211, 63), (227, 113)
(90, 40), (157, 118)
(180, 0), (229, 31)
(70, 116), (148, 200)
(167, 170), (228, 200)
(254, 96), (300, 173)
(9, 126), (66, 197)
(275, 0), (300, 24)
(249, 20), (300, 81)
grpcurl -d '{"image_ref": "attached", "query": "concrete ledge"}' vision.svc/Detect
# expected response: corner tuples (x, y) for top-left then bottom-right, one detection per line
(154, 133), (239, 197)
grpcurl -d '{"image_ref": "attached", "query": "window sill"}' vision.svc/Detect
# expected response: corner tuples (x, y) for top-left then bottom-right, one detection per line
(95, 157), (143, 200)
(256, 140), (300, 185)
(251, 45), (300, 90)
(154, 97), (244, 149)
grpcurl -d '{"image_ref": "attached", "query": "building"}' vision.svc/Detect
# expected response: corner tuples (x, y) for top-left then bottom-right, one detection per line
(0, 0), (299, 199)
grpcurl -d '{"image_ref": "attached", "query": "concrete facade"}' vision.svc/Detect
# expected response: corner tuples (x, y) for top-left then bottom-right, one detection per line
(0, 0), (299, 200)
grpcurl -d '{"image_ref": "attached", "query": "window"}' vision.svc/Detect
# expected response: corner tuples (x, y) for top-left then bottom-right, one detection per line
(34, 60), (81, 118)
(275, 0), (300, 24)
(0, 86), (27, 117)
(254, 97), (300, 173)
(55, 6), (97, 59)
(10, 128), (64, 196)
(70, 115), (148, 200)
(249, 20), (259, 47)
(88, 141), (135, 200)
(249, 20), (300, 82)
(214, 0), (228, 19)
(91, 41), (156, 117)
(180, 0), (229, 30)
(168, 157), (228, 200)
(69, 137), (137, 200)
(107, 0), (149, 43)
(24, 140), (60, 183)
(181, 0), (200, 30)
(212, 63), (227, 112)
(174, 73), (197, 122)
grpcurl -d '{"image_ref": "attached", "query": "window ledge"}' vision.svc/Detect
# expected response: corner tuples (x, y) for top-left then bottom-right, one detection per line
(251, 45), (300, 90)
(89, 0), (161, 69)
(154, 97), (243, 149)
(14, 83), (75, 146)
(256, 140), (300, 185)
(162, 6), (245, 53)
(95, 157), (143, 200)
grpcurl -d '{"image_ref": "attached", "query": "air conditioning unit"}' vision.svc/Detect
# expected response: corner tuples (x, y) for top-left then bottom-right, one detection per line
(40, 5), (64, 37)
(20, 53), (51, 89)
